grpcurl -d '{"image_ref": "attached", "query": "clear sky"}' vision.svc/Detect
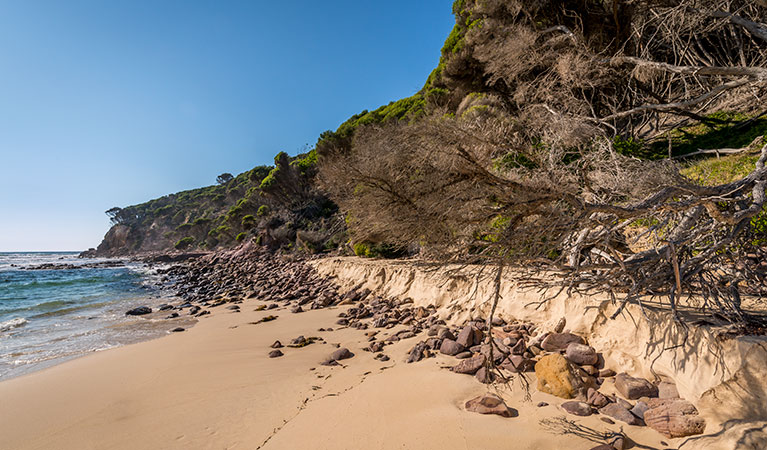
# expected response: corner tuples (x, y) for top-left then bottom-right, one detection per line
(0, 0), (454, 251)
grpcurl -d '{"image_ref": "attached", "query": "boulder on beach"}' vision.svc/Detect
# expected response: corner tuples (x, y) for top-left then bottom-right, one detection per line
(599, 403), (644, 426)
(125, 306), (152, 316)
(452, 353), (486, 375)
(561, 401), (593, 416)
(643, 399), (706, 438)
(322, 347), (354, 365)
(615, 372), (658, 399)
(565, 343), (598, 366)
(541, 332), (585, 352)
(464, 394), (512, 417)
(535, 353), (585, 399)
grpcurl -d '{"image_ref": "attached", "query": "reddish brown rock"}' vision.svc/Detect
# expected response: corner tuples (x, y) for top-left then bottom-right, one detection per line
(475, 366), (495, 384)
(566, 343), (598, 366)
(465, 394), (512, 417)
(268, 349), (283, 358)
(599, 403), (644, 426)
(643, 399), (706, 438)
(439, 339), (465, 356)
(561, 401), (593, 416)
(452, 353), (486, 375)
(587, 388), (610, 408)
(456, 325), (482, 348)
(615, 372), (658, 399)
(541, 332), (585, 352)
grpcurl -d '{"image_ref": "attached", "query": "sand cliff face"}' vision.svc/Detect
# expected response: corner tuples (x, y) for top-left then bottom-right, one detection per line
(312, 257), (767, 443)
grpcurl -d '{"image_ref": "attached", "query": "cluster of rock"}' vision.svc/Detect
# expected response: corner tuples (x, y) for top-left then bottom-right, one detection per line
(398, 314), (707, 447)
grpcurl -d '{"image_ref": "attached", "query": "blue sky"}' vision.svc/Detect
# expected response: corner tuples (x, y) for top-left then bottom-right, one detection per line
(0, 0), (454, 251)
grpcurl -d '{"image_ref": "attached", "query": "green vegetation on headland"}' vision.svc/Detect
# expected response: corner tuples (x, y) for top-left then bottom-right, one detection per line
(89, 0), (767, 269)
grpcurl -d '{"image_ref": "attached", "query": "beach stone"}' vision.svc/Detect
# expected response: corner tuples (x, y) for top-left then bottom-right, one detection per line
(454, 351), (472, 359)
(600, 417), (615, 424)
(566, 343), (598, 366)
(631, 401), (650, 420)
(170, 327), (185, 332)
(599, 368), (616, 378)
(475, 366), (494, 384)
(643, 399), (705, 438)
(561, 401), (592, 416)
(406, 341), (430, 363)
(439, 339), (465, 356)
(615, 373), (658, 399)
(502, 354), (534, 373)
(599, 403), (643, 426)
(554, 317), (566, 333)
(322, 347), (354, 365)
(126, 306), (152, 316)
(268, 349), (283, 358)
(658, 381), (680, 399)
(271, 340), (283, 348)
(510, 338), (526, 355)
(537, 402), (549, 407)
(587, 388), (610, 408)
(452, 353), (486, 375)
(456, 325), (482, 348)
(465, 394), (511, 417)
(165, 312), (179, 319)
(541, 332), (584, 352)
(158, 304), (174, 311)
(588, 445), (616, 450)
(535, 353), (585, 399)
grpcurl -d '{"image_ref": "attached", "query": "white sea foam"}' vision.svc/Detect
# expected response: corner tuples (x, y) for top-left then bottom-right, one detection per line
(0, 317), (28, 333)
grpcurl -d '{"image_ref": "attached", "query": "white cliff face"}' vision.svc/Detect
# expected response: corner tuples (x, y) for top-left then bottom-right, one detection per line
(312, 256), (767, 447)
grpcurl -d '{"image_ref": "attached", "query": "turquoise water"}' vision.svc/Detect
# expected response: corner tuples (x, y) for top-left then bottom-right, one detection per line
(0, 252), (178, 380)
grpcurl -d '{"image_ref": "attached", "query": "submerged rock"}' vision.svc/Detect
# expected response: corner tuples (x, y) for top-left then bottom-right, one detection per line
(126, 306), (152, 316)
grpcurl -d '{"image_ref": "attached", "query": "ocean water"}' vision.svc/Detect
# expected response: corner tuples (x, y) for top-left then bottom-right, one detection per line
(0, 252), (182, 380)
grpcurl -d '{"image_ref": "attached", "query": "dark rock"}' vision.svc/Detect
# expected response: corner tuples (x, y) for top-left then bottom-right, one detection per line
(456, 325), (482, 348)
(452, 353), (486, 375)
(565, 343), (598, 366)
(268, 349), (283, 358)
(195, 310), (210, 317)
(322, 347), (354, 365)
(600, 417), (615, 425)
(165, 312), (179, 319)
(588, 445), (616, 450)
(615, 373), (658, 399)
(271, 340), (283, 348)
(475, 366), (494, 384)
(599, 403), (644, 426)
(454, 351), (473, 359)
(465, 394), (512, 417)
(541, 332), (585, 352)
(587, 388), (610, 408)
(126, 306), (152, 316)
(561, 401), (593, 416)
(537, 402), (549, 407)
(407, 341), (430, 363)
(631, 401), (650, 420)
(158, 304), (174, 311)
(170, 327), (185, 332)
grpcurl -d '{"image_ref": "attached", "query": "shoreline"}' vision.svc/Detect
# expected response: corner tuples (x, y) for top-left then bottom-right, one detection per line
(0, 286), (664, 450)
(2, 249), (764, 449)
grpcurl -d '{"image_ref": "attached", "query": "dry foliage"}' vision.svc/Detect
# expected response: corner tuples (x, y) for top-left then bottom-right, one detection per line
(319, 0), (767, 330)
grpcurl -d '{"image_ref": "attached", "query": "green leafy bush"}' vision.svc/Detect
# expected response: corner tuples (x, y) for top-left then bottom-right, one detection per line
(174, 237), (195, 250)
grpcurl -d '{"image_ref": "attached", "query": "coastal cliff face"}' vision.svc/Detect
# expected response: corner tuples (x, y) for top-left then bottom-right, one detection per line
(312, 257), (767, 447)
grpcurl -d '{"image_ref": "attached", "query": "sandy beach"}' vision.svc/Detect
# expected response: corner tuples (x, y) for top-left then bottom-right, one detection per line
(0, 295), (670, 450)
